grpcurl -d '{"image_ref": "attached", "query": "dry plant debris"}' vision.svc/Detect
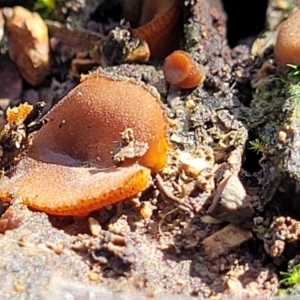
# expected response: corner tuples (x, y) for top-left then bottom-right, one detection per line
(0, 102), (45, 171)
(121, 0), (181, 59)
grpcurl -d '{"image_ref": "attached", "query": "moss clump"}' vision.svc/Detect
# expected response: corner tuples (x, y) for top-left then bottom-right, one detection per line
(33, 0), (66, 21)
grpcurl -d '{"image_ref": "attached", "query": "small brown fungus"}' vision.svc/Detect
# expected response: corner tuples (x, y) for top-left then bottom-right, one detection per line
(163, 50), (206, 89)
(274, 8), (300, 66)
(0, 74), (170, 216)
(130, 0), (181, 59)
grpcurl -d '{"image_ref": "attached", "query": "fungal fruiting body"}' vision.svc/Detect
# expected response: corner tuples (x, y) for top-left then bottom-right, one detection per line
(163, 50), (206, 89)
(0, 74), (170, 216)
(131, 1), (180, 59)
(274, 8), (300, 66)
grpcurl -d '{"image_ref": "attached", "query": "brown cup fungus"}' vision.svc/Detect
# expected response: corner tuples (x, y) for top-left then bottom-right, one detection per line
(274, 8), (300, 66)
(0, 74), (170, 216)
(131, 1), (180, 59)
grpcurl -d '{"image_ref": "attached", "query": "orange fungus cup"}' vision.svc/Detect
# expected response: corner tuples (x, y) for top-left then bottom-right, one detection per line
(0, 74), (170, 216)
(163, 50), (206, 89)
(274, 8), (300, 66)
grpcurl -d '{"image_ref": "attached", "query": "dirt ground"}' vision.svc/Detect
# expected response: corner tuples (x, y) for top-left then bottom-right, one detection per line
(1, 0), (300, 299)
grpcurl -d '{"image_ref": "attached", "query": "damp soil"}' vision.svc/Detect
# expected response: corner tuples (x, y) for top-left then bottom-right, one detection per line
(0, 0), (300, 299)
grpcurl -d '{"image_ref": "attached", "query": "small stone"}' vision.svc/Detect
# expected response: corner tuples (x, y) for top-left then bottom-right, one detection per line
(178, 151), (212, 177)
(5, 6), (50, 86)
(208, 174), (254, 224)
(88, 271), (100, 281)
(140, 202), (154, 219)
(13, 278), (24, 292)
(278, 130), (287, 142)
(202, 223), (252, 258)
(88, 217), (102, 236)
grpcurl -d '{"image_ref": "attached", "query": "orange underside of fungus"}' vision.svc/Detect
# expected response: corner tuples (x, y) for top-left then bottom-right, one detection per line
(0, 74), (170, 216)
(131, 2), (180, 59)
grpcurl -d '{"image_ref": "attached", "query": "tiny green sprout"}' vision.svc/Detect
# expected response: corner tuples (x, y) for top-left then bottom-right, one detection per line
(249, 138), (267, 154)
(280, 264), (300, 287)
(287, 64), (300, 76)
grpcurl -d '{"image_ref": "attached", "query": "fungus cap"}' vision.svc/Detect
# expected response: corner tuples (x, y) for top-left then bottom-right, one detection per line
(274, 8), (300, 66)
(0, 74), (170, 216)
(163, 50), (205, 89)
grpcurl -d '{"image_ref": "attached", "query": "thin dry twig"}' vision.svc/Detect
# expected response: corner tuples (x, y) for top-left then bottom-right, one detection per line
(155, 174), (194, 215)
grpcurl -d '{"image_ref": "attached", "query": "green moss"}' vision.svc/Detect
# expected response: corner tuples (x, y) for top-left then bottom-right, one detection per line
(33, 0), (66, 21)
(280, 264), (300, 286)
(278, 264), (300, 295)
(249, 138), (268, 154)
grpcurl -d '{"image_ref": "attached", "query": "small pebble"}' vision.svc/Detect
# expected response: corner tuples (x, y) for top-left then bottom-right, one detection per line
(88, 217), (102, 236)
(278, 130), (287, 142)
(88, 271), (101, 282)
(140, 202), (154, 219)
(178, 151), (211, 177)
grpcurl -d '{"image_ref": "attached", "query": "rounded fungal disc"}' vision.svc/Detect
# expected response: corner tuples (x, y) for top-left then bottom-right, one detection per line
(0, 74), (170, 216)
